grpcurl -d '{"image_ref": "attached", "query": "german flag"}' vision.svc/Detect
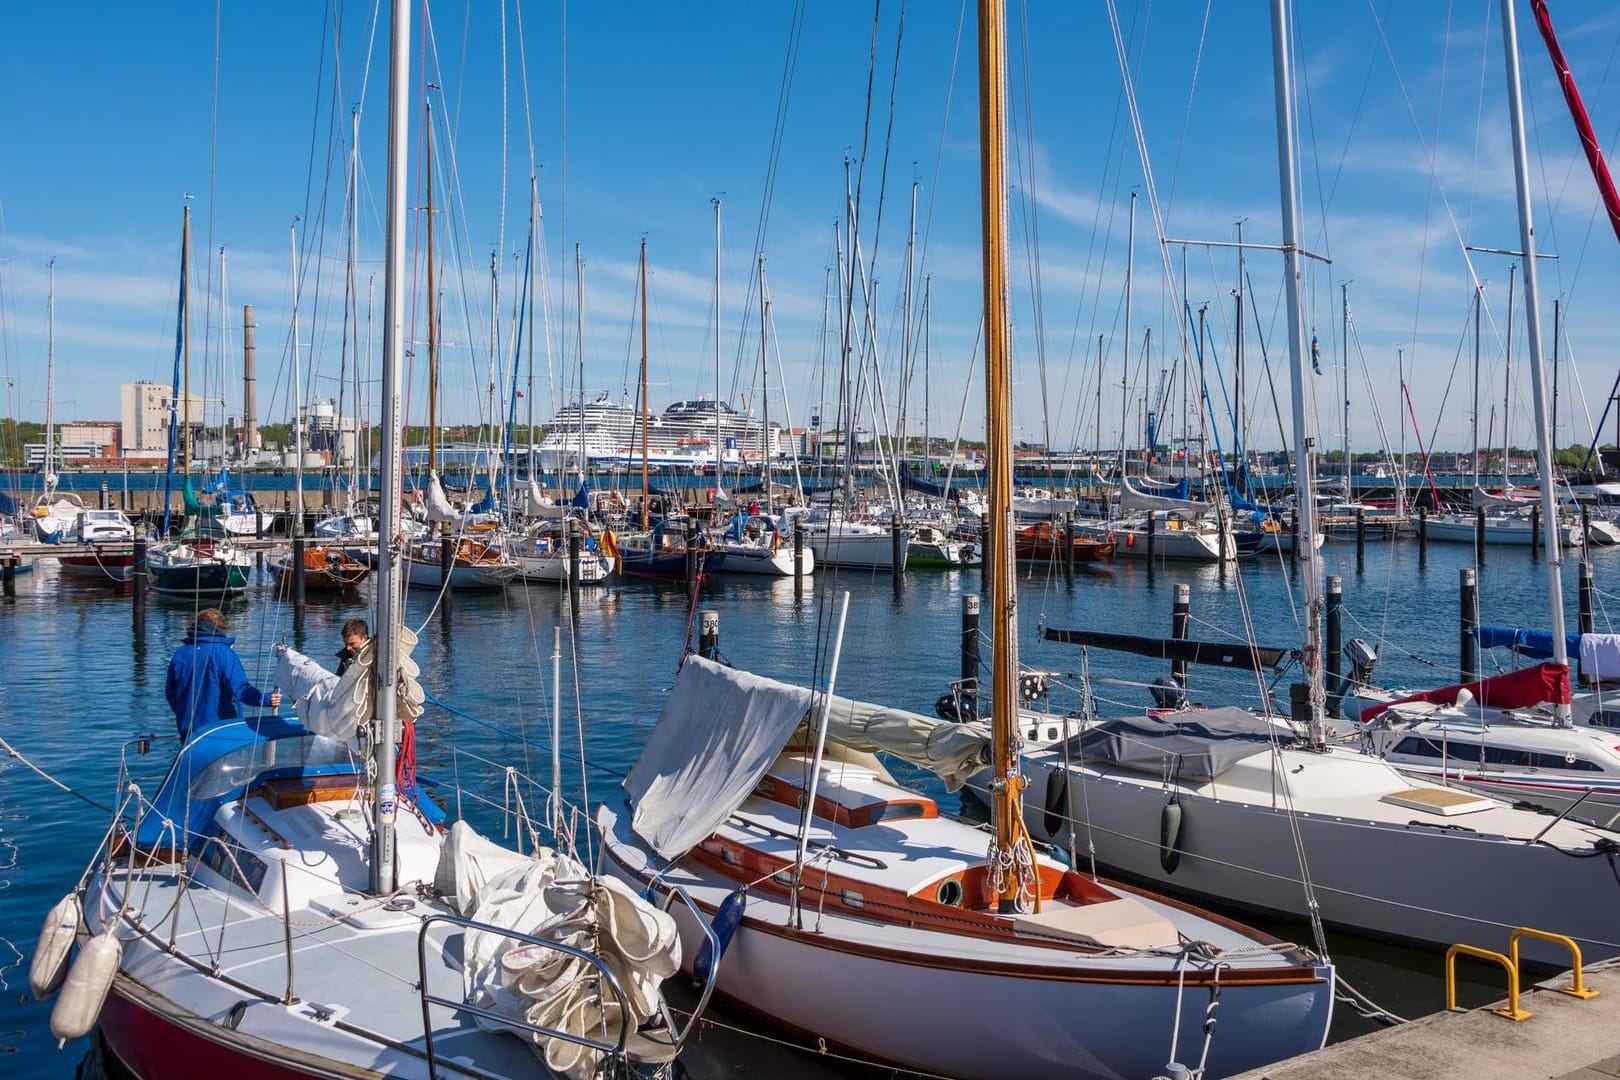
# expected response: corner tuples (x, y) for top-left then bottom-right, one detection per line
(600, 528), (621, 572)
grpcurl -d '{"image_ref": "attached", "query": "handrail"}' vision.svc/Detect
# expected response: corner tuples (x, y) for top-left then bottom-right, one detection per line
(1445, 944), (1532, 1021)
(1510, 928), (1600, 1000)
(415, 911), (631, 1079)
(656, 884), (722, 1044)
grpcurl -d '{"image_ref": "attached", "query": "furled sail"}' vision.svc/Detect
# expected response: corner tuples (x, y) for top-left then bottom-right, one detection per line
(424, 471), (467, 525)
(273, 629), (425, 741)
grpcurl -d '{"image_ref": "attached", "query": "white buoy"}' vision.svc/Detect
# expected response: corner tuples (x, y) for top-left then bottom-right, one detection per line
(28, 894), (80, 1000)
(49, 929), (121, 1046)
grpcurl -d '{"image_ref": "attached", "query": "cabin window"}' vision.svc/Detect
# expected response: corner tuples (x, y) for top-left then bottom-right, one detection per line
(1390, 736), (1446, 759)
(865, 802), (926, 825)
(935, 879), (965, 906)
(199, 835), (268, 894)
(1589, 710), (1620, 730)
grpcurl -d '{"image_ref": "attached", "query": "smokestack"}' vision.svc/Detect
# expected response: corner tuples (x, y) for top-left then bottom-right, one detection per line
(243, 304), (258, 455)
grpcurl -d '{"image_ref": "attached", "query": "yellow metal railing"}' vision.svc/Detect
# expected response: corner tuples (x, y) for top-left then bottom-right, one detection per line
(1445, 944), (1532, 1021)
(1446, 927), (1603, 1022)
(1510, 928), (1600, 1001)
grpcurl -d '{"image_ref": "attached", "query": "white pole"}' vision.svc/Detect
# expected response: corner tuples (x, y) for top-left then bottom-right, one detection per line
(791, 591), (852, 927)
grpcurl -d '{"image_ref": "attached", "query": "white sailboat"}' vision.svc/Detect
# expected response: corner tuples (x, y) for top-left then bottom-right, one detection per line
(32, 7), (707, 1076)
(1018, 0), (1620, 969)
(599, 7), (1335, 1078)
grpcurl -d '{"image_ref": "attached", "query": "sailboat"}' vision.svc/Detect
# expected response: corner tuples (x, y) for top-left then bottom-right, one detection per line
(1015, 0), (1620, 968)
(147, 206), (253, 600)
(599, 6), (1334, 1078)
(32, 7), (710, 1075)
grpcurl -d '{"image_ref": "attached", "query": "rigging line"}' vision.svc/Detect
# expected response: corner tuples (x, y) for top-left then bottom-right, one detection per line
(1161, 0), (1214, 219)
(914, 0), (966, 275)
(0, 734), (113, 812)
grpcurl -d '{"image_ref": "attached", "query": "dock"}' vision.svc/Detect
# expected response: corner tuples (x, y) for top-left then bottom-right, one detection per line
(1234, 964), (1620, 1080)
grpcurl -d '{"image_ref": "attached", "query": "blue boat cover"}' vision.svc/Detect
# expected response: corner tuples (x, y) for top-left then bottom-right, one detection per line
(1471, 625), (1582, 659)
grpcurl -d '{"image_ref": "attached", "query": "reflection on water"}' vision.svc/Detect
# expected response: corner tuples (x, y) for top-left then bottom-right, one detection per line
(0, 539), (1597, 1076)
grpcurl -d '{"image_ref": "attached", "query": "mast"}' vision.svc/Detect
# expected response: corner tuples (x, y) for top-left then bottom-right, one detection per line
(1342, 283), (1350, 499)
(760, 254), (771, 503)
(1504, 261), (1517, 490)
(1235, 219), (1246, 494)
(574, 245), (585, 484)
(1473, 288), (1482, 488)
(290, 225), (304, 543)
(1121, 192), (1136, 480)
(182, 205), (193, 474)
(425, 97), (438, 478)
(1501, 0), (1571, 722)
(43, 259), (55, 489)
(713, 197), (723, 478)
(1269, 0), (1325, 744)
(639, 239), (650, 530)
(371, 0), (410, 897)
(923, 275), (932, 480)
(978, 0), (1037, 913)
(345, 106), (361, 494)
(527, 177), (538, 483)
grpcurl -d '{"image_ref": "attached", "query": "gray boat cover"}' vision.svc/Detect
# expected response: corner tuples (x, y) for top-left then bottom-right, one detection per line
(1069, 707), (1290, 782)
(627, 656), (992, 861)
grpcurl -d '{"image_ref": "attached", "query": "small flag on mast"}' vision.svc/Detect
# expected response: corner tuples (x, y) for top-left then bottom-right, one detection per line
(1310, 332), (1322, 375)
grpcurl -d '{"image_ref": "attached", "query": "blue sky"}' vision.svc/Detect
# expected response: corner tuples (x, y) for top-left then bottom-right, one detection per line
(3, 2), (1620, 457)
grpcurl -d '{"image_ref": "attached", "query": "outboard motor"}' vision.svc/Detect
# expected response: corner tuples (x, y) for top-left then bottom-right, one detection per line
(1346, 637), (1378, 686)
(1149, 676), (1187, 711)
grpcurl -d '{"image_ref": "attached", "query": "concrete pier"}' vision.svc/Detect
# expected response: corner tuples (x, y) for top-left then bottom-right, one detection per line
(1234, 965), (1620, 1080)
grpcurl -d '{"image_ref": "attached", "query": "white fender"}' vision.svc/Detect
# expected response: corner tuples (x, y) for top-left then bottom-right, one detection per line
(49, 929), (121, 1046)
(29, 894), (80, 1000)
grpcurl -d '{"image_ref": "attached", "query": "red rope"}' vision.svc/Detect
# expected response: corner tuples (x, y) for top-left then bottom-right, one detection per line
(397, 718), (417, 794)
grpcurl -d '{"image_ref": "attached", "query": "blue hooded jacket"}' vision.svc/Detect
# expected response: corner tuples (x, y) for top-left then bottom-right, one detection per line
(165, 628), (274, 740)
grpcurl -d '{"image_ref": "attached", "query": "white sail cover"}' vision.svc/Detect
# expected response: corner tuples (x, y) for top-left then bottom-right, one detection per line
(1118, 475), (1210, 514)
(627, 656), (992, 860)
(424, 471), (467, 525)
(272, 629), (425, 741)
(520, 479), (566, 518)
(1473, 484), (1532, 510)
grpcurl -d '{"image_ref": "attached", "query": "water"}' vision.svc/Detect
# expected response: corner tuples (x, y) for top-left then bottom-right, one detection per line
(1, 533), (1601, 1077)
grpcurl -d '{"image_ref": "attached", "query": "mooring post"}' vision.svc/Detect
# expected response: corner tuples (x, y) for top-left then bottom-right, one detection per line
(1355, 507), (1366, 566)
(1418, 505), (1428, 567)
(1326, 575), (1344, 716)
(1171, 583), (1190, 689)
(1288, 509), (1299, 568)
(1475, 507), (1487, 566)
(1580, 558), (1595, 635)
(1582, 504), (1591, 548)
(1460, 567), (1479, 684)
(568, 518), (582, 586)
(698, 609), (720, 659)
(440, 534), (453, 590)
(1530, 505), (1541, 559)
(962, 593), (981, 713)
(793, 518), (804, 582)
(1063, 511), (1075, 586)
(99, 481), (110, 510)
(891, 514), (904, 583)
(291, 533), (306, 608)
(132, 532), (148, 614)
(2, 557), (14, 598)
(1146, 512), (1157, 573)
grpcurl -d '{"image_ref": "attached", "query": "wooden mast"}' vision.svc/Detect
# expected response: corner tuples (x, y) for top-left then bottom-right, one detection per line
(640, 238), (650, 530)
(978, 0), (1037, 913)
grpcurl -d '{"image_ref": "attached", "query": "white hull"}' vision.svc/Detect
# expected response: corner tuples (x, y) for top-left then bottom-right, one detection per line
(513, 550), (613, 584)
(1425, 514), (1583, 548)
(403, 556), (519, 590)
(1091, 523), (1233, 561)
(601, 802), (1331, 1080)
(1019, 742), (1620, 964)
(804, 527), (905, 570)
(712, 544), (806, 576)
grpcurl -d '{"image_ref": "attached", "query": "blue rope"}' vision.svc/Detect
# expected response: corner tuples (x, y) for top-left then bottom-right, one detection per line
(419, 688), (630, 779)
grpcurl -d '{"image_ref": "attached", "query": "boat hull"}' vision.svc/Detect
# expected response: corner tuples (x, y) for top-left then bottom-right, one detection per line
(148, 559), (252, 598)
(58, 551), (136, 581)
(1020, 752), (1620, 964)
(98, 979), (335, 1080)
(601, 808), (1332, 1080)
(1425, 514), (1583, 548)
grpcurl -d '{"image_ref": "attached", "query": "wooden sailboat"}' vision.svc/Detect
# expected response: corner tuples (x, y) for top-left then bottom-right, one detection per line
(600, 6), (1334, 1078)
(35, 7), (709, 1076)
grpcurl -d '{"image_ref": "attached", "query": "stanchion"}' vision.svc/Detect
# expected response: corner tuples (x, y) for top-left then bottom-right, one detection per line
(1355, 507), (1366, 567)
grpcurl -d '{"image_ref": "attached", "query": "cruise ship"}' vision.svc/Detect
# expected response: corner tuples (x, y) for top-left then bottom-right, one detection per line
(537, 391), (778, 470)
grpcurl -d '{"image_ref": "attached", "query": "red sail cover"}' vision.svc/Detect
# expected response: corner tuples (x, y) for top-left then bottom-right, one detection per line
(1532, 0), (1620, 247)
(1361, 662), (1571, 724)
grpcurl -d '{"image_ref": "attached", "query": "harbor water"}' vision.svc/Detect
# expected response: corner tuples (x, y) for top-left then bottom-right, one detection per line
(1, 533), (1599, 1077)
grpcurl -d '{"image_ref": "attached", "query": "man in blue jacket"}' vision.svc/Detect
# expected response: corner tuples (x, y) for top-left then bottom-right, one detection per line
(165, 608), (282, 740)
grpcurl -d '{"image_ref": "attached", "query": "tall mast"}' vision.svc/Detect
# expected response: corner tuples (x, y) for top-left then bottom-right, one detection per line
(713, 197), (723, 477)
(43, 259), (55, 488)
(1269, 0), (1325, 744)
(344, 106), (362, 494)
(902, 181), (918, 476)
(1500, 0), (1571, 722)
(290, 225), (304, 542)
(1504, 262), (1517, 490)
(182, 204), (193, 474)
(425, 97), (438, 478)
(371, 0), (410, 897)
(639, 239), (650, 529)
(1121, 192), (1136, 479)
(923, 276), (932, 480)
(979, 0), (1036, 913)
(760, 254), (771, 502)
(1342, 283), (1351, 497)
(575, 245), (585, 483)
(1235, 218), (1246, 493)
(1473, 287), (1482, 487)
(527, 177), (538, 483)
